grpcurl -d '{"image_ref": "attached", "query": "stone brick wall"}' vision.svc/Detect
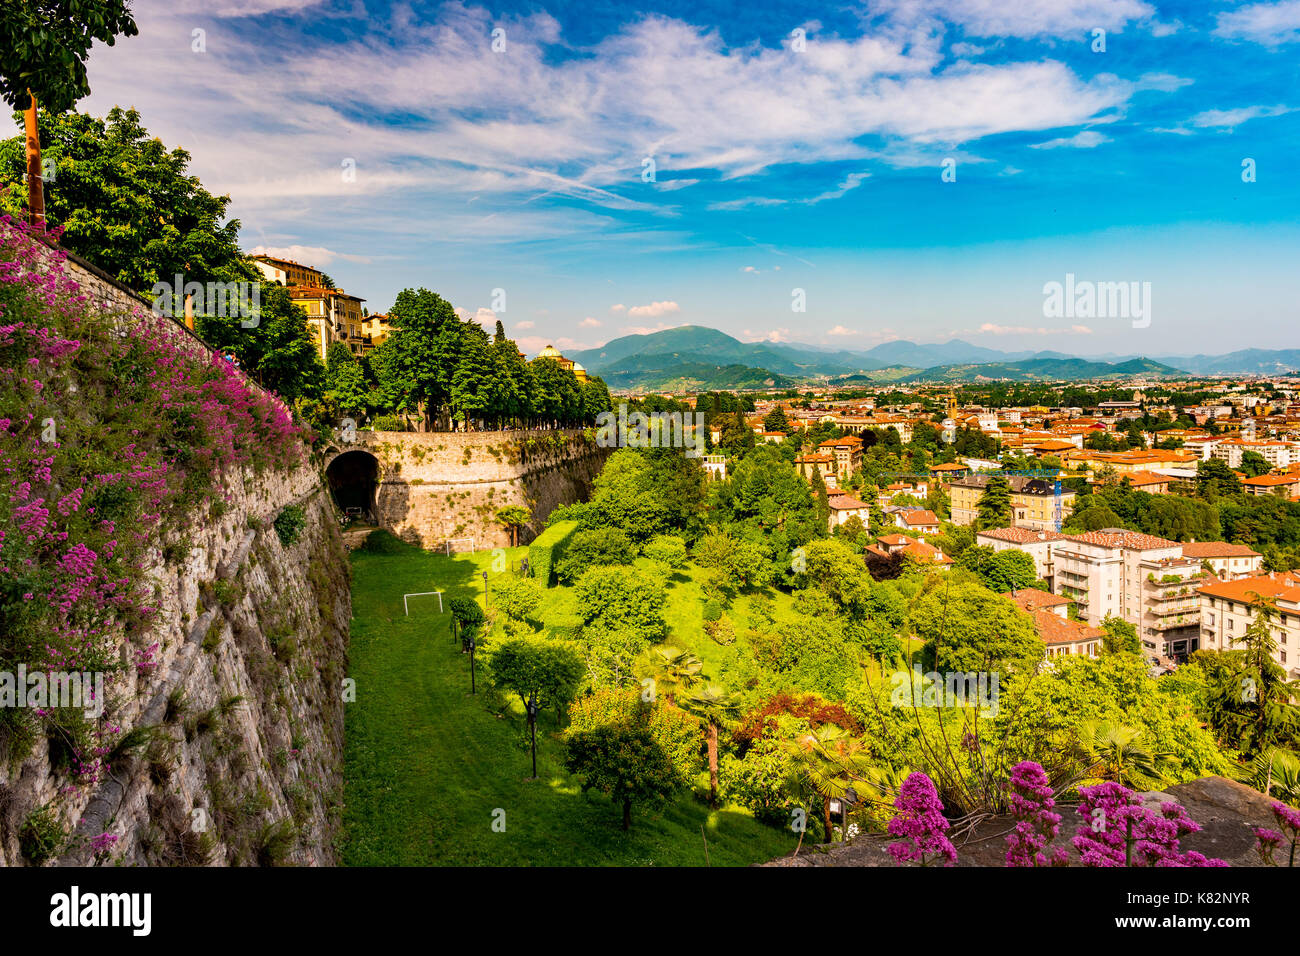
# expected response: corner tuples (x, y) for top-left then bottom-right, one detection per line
(329, 430), (611, 550)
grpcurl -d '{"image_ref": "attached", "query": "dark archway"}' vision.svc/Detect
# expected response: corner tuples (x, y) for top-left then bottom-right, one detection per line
(326, 450), (379, 522)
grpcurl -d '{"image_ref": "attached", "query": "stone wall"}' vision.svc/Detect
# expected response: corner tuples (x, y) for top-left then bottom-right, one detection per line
(0, 460), (350, 867)
(0, 246), (350, 867)
(330, 430), (610, 550)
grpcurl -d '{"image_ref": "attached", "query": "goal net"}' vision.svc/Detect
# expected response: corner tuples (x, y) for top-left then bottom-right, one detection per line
(445, 537), (476, 556)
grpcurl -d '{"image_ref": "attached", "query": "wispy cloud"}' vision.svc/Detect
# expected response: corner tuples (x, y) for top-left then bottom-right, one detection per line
(1030, 130), (1110, 149)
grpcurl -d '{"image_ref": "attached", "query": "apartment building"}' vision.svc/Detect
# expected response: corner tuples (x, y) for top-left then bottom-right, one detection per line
(1180, 542), (1264, 581)
(949, 475), (1075, 531)
(1198, 572), (1300, 680)
(290, 286), (369, 361)
(827, 492), (871, 532)
(817, 436), (864, 483)
(249, 254), (327, 288)
(1211, 438), (1300, 470)
(976, 527), (1065, 583)
(1241, 473), (1300, 498)
(1052, 530), (1205, 658)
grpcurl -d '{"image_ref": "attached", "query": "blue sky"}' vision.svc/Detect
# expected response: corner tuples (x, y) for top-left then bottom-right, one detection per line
(79, 0), (1300, 357)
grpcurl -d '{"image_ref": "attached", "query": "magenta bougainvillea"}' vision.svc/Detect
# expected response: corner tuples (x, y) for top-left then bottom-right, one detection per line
(1254, 802), (1300, 867)
(887, 771), (958, 867)
(1005, 761), (1069, 867)
(1072, 781), (1227, 867)
(0, 215), (307, 784)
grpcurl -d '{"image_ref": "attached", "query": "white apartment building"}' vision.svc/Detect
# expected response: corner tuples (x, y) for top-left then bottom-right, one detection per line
(976, 528), (1065, 584)
(1052, 530), (1205, 658)
(1198, 572), (1300, 680)
(1179, 542), (1264, 581)
(1211, 438), (1300, 470)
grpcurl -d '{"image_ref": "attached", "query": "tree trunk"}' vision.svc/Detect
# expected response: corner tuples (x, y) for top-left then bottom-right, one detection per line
(707, 720), (719, 807)
(622, 799), (632, 831)
(823, 796), (832, 843)
(24, 93), (45, 227)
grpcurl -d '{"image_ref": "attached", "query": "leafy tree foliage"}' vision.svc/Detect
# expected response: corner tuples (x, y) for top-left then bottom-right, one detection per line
(563, 709), (684, 830)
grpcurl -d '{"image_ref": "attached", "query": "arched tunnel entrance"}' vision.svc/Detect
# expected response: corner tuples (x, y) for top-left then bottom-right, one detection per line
(326, 450), (380, 523)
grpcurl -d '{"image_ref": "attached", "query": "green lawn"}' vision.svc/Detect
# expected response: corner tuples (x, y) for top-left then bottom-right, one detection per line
(341, 537), (796, 866)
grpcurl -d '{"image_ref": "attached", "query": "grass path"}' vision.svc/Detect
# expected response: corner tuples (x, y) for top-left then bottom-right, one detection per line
(341, 539), (795, 866)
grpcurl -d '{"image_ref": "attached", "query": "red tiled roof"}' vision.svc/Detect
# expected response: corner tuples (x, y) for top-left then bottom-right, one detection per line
(1064, 530), (1179, 551)
(898, 510), (940, 526)
(1032, 608), (1104, 646)
(977, 527), (1065, 544)
(1006, 589), (1073, 612)
(1180, 541), (1261, 559)
(1197, 572), (1300, 604)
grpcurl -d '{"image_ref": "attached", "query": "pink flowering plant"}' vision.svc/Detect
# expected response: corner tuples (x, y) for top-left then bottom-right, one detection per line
(887, 770), (958, 866)
(1005, 760), (1069, 866)
(0, 216), (306, 783)
(1072, 781), (1226, 867)
(1253, 802), (1300, 866)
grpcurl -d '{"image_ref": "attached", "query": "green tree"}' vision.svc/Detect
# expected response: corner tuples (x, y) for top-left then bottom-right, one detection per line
(1239, 450), (1271, 479)
(637, 645), (703, 704)
(763, 407), (790, 433)
(574, 565), (668, 666)
(1100, 615), (1141, 656)
(958, 546), (1037, 593)
(372, 288), (463, 429)
(488, 636), (586, 761)
(488, 573), (543, 624)
(975, 476), (1012, 530)
(196, 284), (323, 401)
(1196, 458), (1241, 499)
(495, 505), (531, 547)
(908, 579), (1044, 673)
(563, 712), (683, 830)
(324, 342), (369, 416)
(1, 108), (256, 293)
(681, 684), (742, 807)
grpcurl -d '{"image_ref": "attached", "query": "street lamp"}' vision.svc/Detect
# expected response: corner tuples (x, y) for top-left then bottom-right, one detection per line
(482, 570), (489, 610)
(525, 691), (540, 779)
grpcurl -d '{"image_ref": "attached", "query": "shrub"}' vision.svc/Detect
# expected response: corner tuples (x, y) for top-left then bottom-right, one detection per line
(20, 804), (64, 864)
(702, 599), (723, 623)
(490, 574), (544, 623)
(527, 520), (578, 586)
(273, 505), (306, 547)
(370, 414), (404, 432)
(642, 534), (687, 569)
(554, 527), (635, 584)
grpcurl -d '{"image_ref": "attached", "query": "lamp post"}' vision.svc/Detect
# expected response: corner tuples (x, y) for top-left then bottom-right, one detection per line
(482, 570), (488, 610)
(525, 691), (539, 779)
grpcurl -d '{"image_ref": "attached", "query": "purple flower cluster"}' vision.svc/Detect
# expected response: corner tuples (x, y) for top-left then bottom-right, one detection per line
(1005, 761), (1069, 867)
(1072, 781), (1227, 867)
(0, 214), (308, 785)
(887, 771), (958, 867)
(1254, 802), (1300, 866)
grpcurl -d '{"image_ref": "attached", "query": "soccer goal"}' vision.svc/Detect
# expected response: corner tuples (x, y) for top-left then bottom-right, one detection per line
(445, 537), (476, 556)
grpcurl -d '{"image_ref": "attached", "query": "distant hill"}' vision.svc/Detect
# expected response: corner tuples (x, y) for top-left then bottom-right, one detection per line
(570, 324), (1297, 389)
(899, 357), (1184, 383)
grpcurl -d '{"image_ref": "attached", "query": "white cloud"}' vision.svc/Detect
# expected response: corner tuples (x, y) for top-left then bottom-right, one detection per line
(1190, 105), (1294, 129)
(514, 320), (535, 330)
(515, 335), (593, 355)
(873, 0), (1154, 39)
(976, 323), (1093, 335)
(455, 306), (498, 328)
(743, 328), (792, 343)
(580, 317), (602, 327)
(246, 243), (370, 266)
(1215, 1), (1300, 46)
(826, 325), (859, 336)
(621, 322), (683, 335)
(626, 300), (681, 318)
(609, 304), (627, 313)
(1030, 130), (1110, 149)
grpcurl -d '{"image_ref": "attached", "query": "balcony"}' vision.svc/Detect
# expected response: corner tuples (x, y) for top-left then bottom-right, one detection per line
(1148, 598), (1200, 616)
(1150, 615), (1200, 632)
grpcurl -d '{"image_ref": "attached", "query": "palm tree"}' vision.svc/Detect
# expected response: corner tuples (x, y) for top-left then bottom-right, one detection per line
(781, 725), (877, 844)
(1245, 748), (1300, 805)
(1078, 721), (1173, 790)
(682, 685), (742, 807)
(495, 505), (531, 547)
(636, 645), (703, 704)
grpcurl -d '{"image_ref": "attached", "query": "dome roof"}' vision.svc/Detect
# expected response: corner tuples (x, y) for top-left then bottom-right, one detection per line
(537, 344), (562, 359)
(571, 361), (586, 372)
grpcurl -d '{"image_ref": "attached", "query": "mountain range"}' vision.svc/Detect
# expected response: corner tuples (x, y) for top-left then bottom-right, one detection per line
(568, 326), (1294, 389)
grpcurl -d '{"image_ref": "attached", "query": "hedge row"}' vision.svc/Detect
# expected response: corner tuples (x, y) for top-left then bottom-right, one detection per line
(528, 520), (579, 587)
